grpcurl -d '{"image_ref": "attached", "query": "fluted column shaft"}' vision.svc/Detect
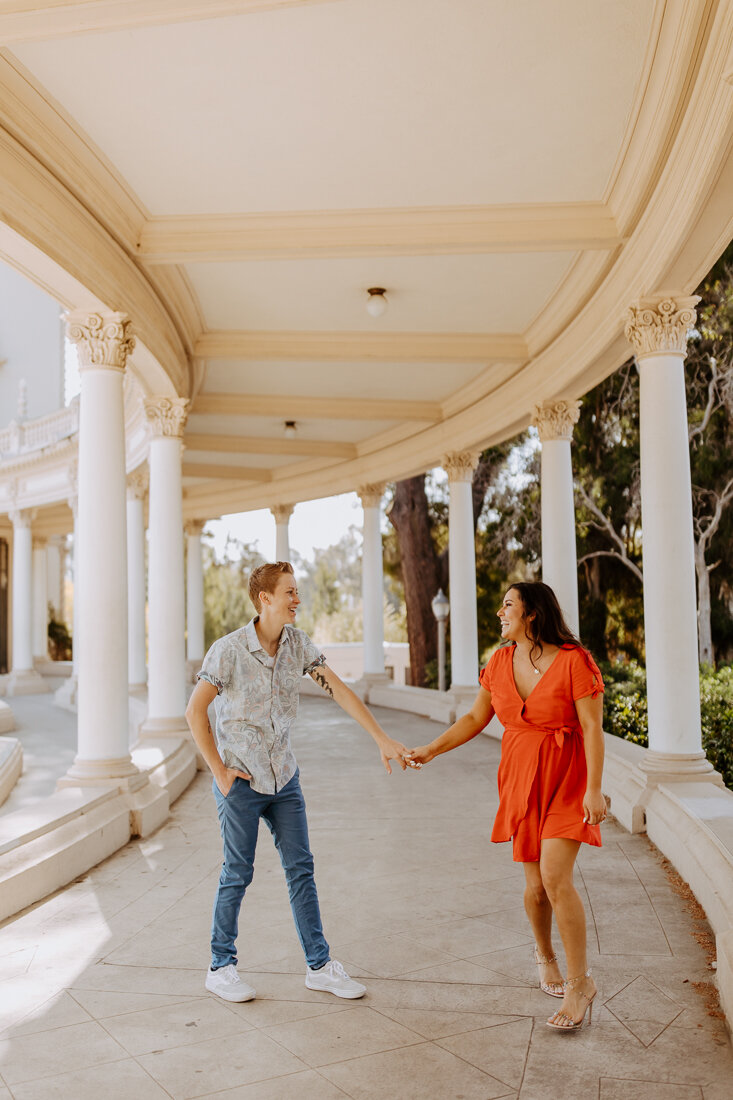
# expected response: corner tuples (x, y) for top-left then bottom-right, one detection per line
(532, 400), (581, 635)
(67, 312), (135, 776)
(144, 397), (189, 733)
(271, 505), (293, 562)
(625, 297), (713, 775)
(358, 485), (385, 677)
(127, 470), (148, 688)
(185, 520), (206, 666)
(443, 452), (480, 689)
(32, 538), (48, 660)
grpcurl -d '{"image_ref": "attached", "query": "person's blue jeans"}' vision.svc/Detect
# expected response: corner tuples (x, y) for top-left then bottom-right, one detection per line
(211, 769), (330, 970)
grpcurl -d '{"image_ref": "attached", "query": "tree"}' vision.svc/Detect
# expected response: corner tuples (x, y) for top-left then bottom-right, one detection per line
(203, 535), (263, 650)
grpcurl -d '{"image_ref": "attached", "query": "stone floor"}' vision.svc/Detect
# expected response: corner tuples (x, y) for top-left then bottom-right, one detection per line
(0, 695), (731, 1099)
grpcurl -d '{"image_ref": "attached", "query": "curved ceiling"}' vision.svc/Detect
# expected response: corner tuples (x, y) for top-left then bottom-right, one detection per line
(0, 0), (731, 521)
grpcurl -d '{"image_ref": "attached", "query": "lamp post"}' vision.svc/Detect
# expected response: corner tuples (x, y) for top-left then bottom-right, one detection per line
(431, 588), (450, 692)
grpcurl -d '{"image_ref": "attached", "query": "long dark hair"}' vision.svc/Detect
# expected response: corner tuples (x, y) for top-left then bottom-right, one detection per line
(507, 581), (580, 665)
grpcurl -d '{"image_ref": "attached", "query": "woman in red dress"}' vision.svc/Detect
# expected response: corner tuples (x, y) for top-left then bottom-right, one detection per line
(406, 581), (606, 1031)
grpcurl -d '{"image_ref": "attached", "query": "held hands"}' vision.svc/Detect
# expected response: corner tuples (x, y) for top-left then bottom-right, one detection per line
(403, 745), (433, 767)
(214, 766), (252, 797)
(582, 788), (607, 827)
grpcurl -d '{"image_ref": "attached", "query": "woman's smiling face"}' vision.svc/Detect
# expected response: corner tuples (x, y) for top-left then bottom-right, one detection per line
(497, 588), (527, 643)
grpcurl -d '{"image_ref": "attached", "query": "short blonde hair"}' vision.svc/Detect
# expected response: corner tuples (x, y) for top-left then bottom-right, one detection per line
(248, 561), (294, 612)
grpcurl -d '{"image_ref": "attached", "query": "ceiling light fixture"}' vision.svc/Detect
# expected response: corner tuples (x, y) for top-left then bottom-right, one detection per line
(284, 420), (297, 439)
(366, 287), (388, 318)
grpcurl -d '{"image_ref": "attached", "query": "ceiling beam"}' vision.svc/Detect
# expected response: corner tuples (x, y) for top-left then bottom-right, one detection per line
(194, 331), (527, 362)
(0, 1), (335, 43)
(182, 462), (272, 481)
(191, 393), (442, 422)
(139, 202), (622, 262)
(185, 432), (357, 459)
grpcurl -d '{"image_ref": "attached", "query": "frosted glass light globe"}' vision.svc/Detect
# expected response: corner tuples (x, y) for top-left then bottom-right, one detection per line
(366, 288), (388, 318)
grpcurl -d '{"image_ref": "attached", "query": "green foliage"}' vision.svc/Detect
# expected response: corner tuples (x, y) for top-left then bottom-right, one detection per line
(602, 660), (733, 789)
(203, 535), (263, 650)
(47, 604), (72, 661)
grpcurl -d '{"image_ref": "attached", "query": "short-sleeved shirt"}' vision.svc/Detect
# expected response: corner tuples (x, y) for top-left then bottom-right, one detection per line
(197, 617), (326, 794)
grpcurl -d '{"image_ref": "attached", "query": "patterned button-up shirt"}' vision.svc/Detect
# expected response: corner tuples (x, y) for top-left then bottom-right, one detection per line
(198, 618), (326, 794)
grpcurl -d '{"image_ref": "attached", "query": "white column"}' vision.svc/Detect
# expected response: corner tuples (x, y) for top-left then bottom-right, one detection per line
(32, 537), (48, 662)
(271, 504), (293, 561)
(625, 297), (718, 780)
(531, 399), (581, 635)
(358, 484), (386, 678)
(54, 497), (79, 708)
(127, 469), (148, 689)
(7, 510), (46, 694)
(185, 519), (206, 670)
(443, 451), (480, 691)
(142, 396), (190, 736)
(60, 312), (136, 780)
(46, 536), (65, 622)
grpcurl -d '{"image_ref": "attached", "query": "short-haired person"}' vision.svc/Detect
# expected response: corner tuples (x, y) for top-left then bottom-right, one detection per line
(406, 581), (606, 1031)
(186, 560), (411, 1003)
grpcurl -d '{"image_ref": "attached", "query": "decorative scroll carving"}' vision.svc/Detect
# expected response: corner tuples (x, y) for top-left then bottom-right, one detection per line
(442, 451), (480, 483)
(65, 311), (135, 371)
(9, 508), (35, 529)
(184, 519), (206, 537)
(357, 483), (386, 508)
(144, 396), (189, 438)
(624, 297), (700, 357)
(270, 504), (294, 524)
(127, 467), (149, 500)
(531, 399), (581, 442)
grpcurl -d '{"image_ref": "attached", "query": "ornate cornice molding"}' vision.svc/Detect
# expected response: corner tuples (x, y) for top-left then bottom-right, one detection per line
(623, 297), (700, 358)
(442, 450), (480, 483)
(270, 504), (294, 524)
(65, 311), (135, 372)
(357, 483), (386, 508)
(144, 396), (190, 439)
(531, 399), (581, 442)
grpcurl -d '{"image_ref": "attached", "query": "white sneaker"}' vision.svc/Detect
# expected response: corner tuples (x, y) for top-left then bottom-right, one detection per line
(205, 964), (256, 1002)
(305, 959), (366, 999)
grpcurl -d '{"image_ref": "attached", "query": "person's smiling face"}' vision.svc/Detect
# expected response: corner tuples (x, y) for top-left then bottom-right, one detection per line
(497, 587), (528, 643)
(261, 572), (300, 626)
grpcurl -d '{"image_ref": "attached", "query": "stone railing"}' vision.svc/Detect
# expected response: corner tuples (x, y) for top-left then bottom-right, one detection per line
(0, 400), (79, 459)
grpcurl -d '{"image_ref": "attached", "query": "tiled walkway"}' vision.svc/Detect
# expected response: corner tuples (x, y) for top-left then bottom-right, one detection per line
(0, 696), (731, 1099)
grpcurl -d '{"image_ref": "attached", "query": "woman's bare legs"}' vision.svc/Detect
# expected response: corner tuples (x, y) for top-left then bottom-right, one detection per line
(522, 861), (563, 989)
(539, 838), (596, 1024)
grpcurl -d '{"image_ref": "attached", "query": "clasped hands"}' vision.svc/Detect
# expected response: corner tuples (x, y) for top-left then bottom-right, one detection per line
(379, 737), (434, 774)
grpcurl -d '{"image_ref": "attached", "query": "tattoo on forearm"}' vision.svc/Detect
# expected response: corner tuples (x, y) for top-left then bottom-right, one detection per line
(312, 668), (334, 698)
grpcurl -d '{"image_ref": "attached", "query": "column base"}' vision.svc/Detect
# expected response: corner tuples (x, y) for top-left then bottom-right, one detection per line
(139, 716), (203, 768)
(640, 749), (725, 787)
(56, 766), (169, 837)
(54, 674), (78, 710)
(354, 672), (390, 702)
(449, 684), (480, 718)
(5, 669), (49, 696)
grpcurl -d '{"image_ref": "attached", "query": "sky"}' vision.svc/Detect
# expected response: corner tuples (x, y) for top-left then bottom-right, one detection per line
(206, 492), (365, 563)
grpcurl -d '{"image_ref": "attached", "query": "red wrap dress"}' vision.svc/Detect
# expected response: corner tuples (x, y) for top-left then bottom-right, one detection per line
(480, 643), (604, 863)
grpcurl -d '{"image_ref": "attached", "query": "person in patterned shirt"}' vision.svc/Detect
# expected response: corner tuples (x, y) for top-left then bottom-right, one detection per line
(186, 559), (410, 1004)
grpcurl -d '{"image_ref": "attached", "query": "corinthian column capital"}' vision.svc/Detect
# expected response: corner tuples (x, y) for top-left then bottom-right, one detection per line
(270, 504), (294, 524)
(127, 467), (149, 501)
(357, 483), (386, 508)
(624, 296), (700, 358)
(184, 519), (206, 537)
(144, 396), (190, 439)
(531, 399), (581, 442)
(442, 451), (480, 483)
(65, 311), (135, 371)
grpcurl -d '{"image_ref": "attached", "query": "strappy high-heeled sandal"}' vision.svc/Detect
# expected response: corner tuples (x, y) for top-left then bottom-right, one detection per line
(546, 968), (596, 1030)
(533, 946), (564, 998)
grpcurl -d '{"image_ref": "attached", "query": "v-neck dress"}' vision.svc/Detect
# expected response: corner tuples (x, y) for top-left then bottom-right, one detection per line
(479, 644), (604, 862)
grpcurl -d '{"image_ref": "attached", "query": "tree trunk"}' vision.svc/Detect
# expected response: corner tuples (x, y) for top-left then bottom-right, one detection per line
(695, 541), (714, 666)
(388, 476), (442, 686)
